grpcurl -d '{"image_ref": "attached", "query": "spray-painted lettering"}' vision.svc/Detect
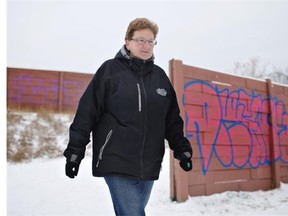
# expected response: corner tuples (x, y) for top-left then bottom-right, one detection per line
(184, 80), (288, 175)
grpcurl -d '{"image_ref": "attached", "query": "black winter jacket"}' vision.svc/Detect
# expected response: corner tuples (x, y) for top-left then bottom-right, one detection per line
(64, 46), (192, 180)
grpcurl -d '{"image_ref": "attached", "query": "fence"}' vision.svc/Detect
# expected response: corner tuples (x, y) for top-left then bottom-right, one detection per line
(169, 59), (288, 201)
(7, 68), (93, 112)
(7, 64), (288, 201)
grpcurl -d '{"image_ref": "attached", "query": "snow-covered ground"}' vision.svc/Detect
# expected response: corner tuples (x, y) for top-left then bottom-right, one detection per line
(6, 111), (288, 215)
(7, 149), (288, 216)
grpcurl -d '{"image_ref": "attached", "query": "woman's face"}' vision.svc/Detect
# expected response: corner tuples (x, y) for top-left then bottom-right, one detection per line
(125, 28), (156, 60)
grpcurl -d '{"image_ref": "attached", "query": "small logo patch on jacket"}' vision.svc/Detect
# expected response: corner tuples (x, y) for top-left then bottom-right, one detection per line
(156, 88), (167, 96)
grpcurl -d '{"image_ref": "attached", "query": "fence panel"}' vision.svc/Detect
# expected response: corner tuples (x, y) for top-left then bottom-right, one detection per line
(169, 59), (288, 201)
(7, 68), (93, 112)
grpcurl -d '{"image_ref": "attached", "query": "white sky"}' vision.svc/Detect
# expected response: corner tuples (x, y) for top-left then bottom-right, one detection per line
(6, 0), (288, 74)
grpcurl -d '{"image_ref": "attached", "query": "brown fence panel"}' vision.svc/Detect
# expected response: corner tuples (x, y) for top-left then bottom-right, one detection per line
(7, 68), (93, 112)
(169, 59), (288, 201)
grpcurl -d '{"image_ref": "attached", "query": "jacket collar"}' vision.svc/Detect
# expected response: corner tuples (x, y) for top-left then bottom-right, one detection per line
(115, 45), (154, 76)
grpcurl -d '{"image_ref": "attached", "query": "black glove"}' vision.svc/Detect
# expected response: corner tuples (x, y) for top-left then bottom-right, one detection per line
(65, 154), (81, 178)
(180, 158), (192, 171)
(177, 152), (193, 172)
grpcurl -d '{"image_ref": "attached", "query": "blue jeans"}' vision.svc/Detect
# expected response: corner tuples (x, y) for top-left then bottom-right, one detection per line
(104, 176), (154, 216)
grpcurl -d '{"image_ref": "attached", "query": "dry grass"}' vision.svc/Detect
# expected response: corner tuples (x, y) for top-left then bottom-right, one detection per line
(7, 109), (74, 163)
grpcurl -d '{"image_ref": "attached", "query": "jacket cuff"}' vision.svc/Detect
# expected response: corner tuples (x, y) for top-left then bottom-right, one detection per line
(63, 150), (82, 164)
(175, 151), (192, 161)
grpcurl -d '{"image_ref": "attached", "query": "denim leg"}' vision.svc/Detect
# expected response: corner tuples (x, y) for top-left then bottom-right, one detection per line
(104, 176), (154, 216)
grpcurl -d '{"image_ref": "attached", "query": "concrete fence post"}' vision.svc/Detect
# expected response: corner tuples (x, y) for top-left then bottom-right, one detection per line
(169, 59), (189, 202)
(266, 79), (281, 188)
(58, 72), (64, 112)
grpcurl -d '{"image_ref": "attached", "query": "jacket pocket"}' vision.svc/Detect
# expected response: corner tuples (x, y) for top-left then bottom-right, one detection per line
(96, 129), (113, 168)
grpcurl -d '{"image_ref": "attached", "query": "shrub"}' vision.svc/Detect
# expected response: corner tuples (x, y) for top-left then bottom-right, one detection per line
(7, 110), (73, 163)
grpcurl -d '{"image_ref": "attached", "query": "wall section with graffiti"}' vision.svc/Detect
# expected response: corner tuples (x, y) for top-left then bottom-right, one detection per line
(7, 68), (93, 112)
(169, 60), (288, 201)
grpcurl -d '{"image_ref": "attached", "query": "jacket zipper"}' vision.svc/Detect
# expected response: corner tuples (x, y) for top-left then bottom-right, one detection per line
(140, 77), (147, 178)
(96, 129), (113, 168)
(137, 83), (142, 112)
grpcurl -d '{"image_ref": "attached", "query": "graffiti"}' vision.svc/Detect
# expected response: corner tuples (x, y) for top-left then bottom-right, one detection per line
(184, 80), (288, 175)
(8, 73), (89, 109)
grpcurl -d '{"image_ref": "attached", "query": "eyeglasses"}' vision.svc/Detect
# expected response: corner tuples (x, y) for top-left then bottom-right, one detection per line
(130, 38), (157, 46)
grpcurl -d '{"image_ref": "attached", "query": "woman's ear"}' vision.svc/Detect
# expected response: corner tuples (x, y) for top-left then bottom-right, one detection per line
(125, 40), (130, 51)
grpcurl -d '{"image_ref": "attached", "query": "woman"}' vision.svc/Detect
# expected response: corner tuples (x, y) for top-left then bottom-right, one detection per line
(64, 17), (193, 216)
